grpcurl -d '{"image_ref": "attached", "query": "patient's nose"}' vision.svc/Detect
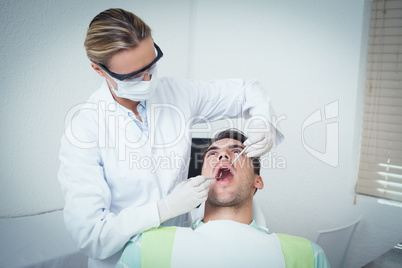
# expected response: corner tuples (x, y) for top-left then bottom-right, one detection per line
(218, 152), (229, 161)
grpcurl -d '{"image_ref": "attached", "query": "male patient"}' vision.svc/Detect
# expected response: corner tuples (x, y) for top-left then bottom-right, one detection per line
(117, 129), (329, 267)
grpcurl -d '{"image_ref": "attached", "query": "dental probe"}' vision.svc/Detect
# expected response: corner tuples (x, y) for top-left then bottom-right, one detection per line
(229, 144), (250, 168)
(206, 172), (222, 180)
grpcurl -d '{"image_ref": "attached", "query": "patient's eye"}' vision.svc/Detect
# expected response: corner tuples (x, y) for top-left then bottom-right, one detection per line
(233, 149), (242, 155)
(206, 151), (217, 158)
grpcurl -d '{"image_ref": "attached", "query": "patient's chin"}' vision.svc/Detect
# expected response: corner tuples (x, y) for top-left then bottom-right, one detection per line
(206, 190), (240, 207)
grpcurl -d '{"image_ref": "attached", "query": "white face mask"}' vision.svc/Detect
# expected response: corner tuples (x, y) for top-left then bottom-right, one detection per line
(106, 70), (159, 102)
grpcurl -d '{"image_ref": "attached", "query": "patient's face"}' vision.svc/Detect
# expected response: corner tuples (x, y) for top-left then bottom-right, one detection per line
(202, 138), (263, 207)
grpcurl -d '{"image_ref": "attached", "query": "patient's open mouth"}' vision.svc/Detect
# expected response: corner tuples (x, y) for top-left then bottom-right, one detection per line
(215, 165), (234, 183)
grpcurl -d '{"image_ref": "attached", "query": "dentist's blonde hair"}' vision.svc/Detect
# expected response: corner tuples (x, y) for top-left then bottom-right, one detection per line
(84, 8), (152, 66)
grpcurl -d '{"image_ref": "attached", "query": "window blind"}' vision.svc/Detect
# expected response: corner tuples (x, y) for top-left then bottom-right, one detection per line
(356, 0), (402, 202)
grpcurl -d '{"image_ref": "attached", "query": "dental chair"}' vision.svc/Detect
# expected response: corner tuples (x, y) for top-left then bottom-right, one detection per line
(314, 217), (360, 268)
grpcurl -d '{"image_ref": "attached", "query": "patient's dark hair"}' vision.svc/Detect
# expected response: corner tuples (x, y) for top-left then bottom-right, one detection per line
(202, 129), (261, 175)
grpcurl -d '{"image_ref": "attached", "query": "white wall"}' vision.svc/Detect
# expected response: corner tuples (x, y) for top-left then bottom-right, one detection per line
(1, 0), (401, 267)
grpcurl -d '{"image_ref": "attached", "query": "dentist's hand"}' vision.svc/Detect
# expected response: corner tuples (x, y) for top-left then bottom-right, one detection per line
(157, 175), (211, 223)
(244, 119), (276, 157)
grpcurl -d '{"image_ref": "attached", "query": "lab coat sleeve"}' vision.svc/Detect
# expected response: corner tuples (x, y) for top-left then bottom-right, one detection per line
(58, 107), (160, 260)
(188, 78), (284, 145)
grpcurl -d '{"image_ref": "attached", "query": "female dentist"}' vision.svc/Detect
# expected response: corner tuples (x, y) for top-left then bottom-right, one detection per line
(58, 8), (283, 268)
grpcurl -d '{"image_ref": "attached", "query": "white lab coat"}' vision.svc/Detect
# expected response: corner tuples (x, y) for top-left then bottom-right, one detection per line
(58, 77), (282, 267)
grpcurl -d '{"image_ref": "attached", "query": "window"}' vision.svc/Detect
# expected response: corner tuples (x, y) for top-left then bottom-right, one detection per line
(356, 0), (402, 202)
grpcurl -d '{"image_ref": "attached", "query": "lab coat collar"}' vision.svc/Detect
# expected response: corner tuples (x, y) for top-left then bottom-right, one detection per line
(96, 81), (147, 144)
(98, 80), (162, 121)
(98, 80), (163, 151)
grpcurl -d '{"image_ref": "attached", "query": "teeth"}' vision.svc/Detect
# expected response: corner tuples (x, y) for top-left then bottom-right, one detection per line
(217, 167), (233, 180)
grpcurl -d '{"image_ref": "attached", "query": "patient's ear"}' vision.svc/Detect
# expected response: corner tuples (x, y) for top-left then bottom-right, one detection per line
(253, 175), (264, 190)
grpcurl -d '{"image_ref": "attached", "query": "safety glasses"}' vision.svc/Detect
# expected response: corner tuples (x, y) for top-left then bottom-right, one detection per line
(97, 42), (163, 81)
(108, 63), (158, 86)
